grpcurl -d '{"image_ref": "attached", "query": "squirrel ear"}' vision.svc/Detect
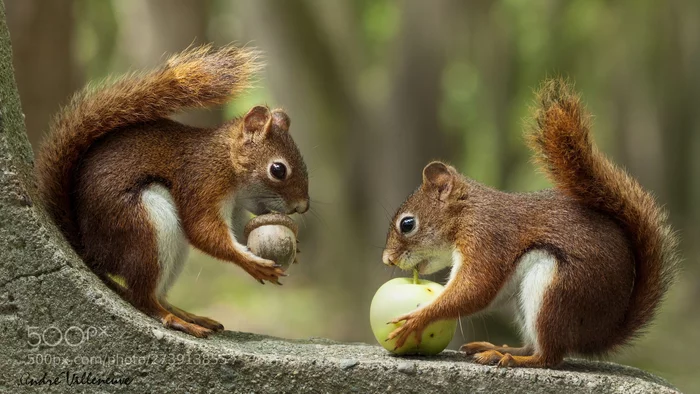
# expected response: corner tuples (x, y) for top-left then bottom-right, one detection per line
(271, 110), (290, 132)
(243, 105), (272, 136)
(422, 161), (454, 200)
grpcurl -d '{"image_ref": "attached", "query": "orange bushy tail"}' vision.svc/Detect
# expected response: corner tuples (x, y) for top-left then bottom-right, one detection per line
(526, 78), (678, 347)
(36, 44), (262, 250)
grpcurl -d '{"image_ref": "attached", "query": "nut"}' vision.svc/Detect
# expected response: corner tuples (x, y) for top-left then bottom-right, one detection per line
(244, 213), (298, 271)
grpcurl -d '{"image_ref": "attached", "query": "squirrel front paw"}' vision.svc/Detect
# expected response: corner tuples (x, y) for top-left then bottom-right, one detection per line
(386, 311), (427, 349)
(239, 255), (286, 285)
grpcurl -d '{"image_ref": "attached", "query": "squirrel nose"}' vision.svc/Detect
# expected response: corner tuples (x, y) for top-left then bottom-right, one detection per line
(295, 200), (309, 214)
(382, 250), (395, 266)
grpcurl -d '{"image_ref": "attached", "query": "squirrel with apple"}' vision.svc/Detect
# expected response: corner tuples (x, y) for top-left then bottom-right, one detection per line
(382, 78), (678, 368)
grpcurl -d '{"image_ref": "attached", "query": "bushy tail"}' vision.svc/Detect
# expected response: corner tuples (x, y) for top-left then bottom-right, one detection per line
(526, 78), (678, 346)
(36, 44), (262, 250)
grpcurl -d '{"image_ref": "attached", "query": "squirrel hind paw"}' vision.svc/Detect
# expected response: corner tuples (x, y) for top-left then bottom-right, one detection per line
(162, 314), (212, 338)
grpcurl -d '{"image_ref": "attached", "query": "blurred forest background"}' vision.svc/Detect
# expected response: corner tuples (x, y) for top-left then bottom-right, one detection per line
(5, 0), (699, 391)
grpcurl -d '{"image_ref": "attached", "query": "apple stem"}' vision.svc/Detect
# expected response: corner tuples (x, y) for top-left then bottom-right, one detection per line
(413, 268), (419, 284)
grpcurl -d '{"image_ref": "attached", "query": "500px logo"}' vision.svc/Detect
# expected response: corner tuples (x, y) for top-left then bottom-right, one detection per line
(27, 326), (109, 348)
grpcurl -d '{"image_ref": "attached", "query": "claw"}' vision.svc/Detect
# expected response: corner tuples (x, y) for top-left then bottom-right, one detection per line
(386, 326), (403, 341)
(258, 279), (265, 285)
(497, 353), (514, 368)
(388, 315), (407, 325)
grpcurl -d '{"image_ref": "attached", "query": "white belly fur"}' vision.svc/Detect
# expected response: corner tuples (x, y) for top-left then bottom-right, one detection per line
(141, 184), (189, 297)
(488, 249), (557, 352)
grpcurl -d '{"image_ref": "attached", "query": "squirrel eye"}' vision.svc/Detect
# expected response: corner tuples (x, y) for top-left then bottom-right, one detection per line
(269, 162), (287, 180)
(399, 216), (416, 234)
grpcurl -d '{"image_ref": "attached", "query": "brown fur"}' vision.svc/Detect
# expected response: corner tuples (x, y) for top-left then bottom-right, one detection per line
(383, 78), (678, 367)
(35, 45), (310, 337)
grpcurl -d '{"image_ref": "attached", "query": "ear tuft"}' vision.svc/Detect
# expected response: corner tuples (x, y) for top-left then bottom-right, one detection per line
(244, 105), (271, 134)
(271, 110), (290, 132)
(422, 161), (454, 199)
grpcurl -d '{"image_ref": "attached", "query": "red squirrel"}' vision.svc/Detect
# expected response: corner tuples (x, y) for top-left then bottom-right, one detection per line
(382, 79), (678, 367)
(35, 45), (309, 338)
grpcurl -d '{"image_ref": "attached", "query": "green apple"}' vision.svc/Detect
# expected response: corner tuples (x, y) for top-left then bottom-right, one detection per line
(370, 273), (457, 355)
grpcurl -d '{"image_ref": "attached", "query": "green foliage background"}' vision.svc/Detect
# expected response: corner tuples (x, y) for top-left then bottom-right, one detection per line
(6, 0), (699, 391)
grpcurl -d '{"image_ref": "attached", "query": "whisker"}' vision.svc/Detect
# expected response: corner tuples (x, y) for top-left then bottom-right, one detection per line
(308, 207), (329, 230)
(373, 245), (403, 252)
(458, 313), (465, 342)
(377, 200), (393, 222)
(237, 196), (279, 202)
